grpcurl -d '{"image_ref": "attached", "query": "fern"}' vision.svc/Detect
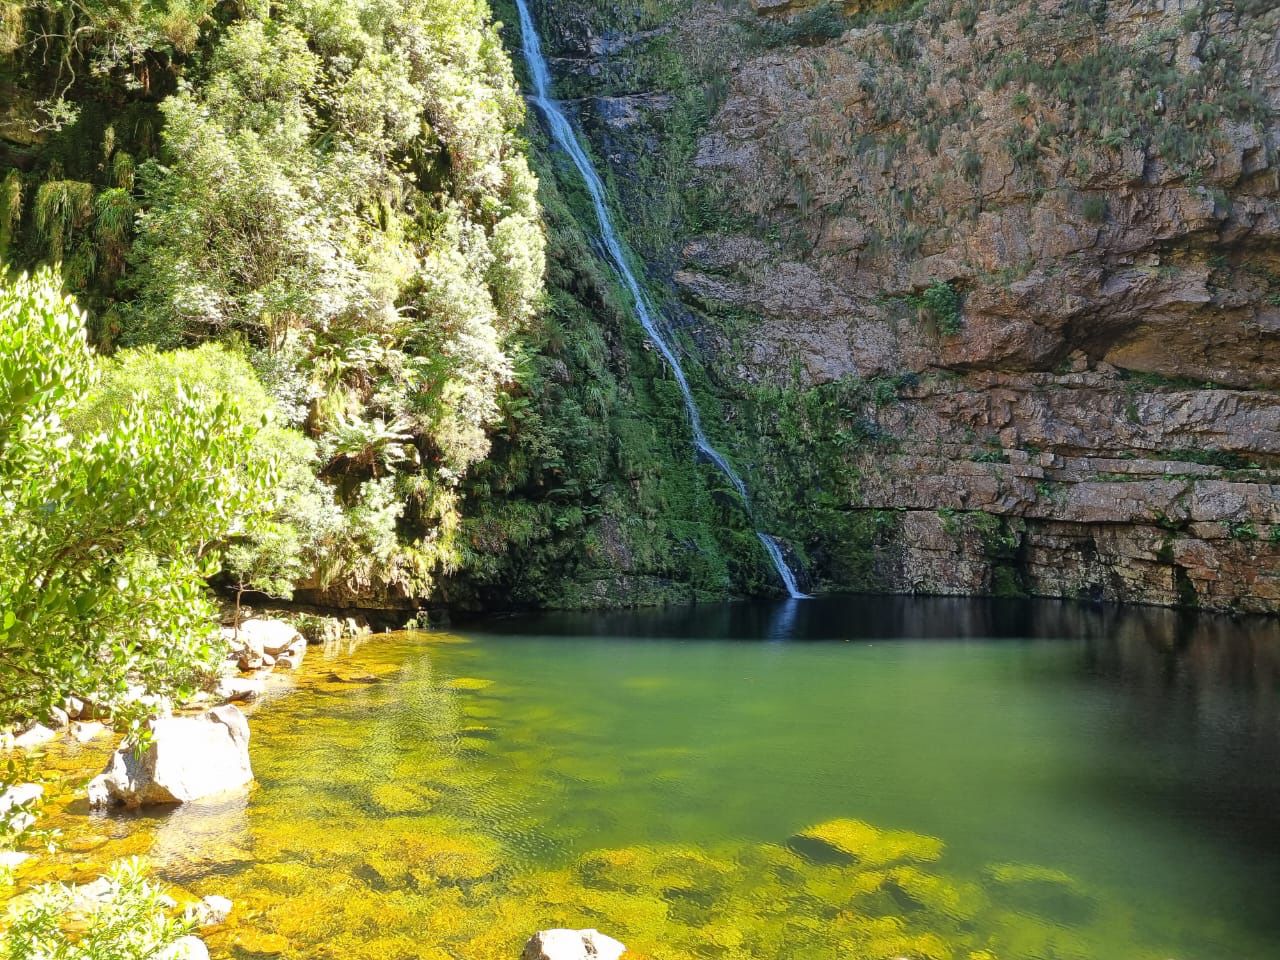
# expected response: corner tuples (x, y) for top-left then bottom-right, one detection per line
(34, 179), (93, 261)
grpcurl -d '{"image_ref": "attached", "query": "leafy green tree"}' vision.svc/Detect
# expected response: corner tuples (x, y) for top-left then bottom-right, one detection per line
(0, 268), (270, 725)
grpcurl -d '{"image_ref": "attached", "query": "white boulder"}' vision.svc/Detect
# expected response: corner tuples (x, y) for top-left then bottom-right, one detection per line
(216, 677), (265, 703)
(230, 619), (305, 657)
(87, 705), (252, 809)
(522, 929), (627, 960)
(12, 724), (55, 749)
(0, 782), (42, 833)
(70, 721), (108, 742)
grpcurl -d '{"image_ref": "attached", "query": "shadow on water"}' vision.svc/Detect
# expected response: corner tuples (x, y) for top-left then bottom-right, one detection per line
(468, 592), (1279, 647)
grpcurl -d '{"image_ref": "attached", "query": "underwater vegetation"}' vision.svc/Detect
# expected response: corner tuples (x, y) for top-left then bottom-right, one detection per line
(0, 631), (1259, 960)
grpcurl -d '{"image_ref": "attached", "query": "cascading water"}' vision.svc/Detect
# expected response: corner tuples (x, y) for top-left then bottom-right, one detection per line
(513, 0), (808, 599)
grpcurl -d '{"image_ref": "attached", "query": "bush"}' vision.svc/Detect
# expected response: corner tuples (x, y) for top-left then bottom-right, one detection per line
(1082, 194), (1108, 223)
(913, 280), (964, 335)
(0, 859), (191, 960)
(0, 269), (272, 725)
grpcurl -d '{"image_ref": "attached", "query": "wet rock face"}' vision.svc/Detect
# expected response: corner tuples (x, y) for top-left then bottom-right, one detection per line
(539, 0), (1280, 611)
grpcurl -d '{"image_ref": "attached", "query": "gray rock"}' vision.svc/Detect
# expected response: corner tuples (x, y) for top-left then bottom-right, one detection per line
(522, 929), (627, 960)
(0, 782), (41, 832)
(87, 705), (252, 809)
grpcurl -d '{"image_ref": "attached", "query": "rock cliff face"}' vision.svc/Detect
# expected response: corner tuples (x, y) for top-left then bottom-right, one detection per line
(527, 0), (1280, 611)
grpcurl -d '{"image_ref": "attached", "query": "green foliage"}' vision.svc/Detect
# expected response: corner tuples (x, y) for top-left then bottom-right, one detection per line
(3, 0), (547, 607)
(72, 343), (346, 605)
(1226, 519), (1258, 542)
(0, 859), (192, 960)
(1081, 194), (1108, 223)
(0, 172), (20, 261)
(749, 3), (850, 49)
(0, 269), (270, 726)
(911, 280), (963, 335)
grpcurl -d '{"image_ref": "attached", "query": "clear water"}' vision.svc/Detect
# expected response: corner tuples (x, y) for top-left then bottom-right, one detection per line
(510, 0), (806, 597)
(22, 596), (1280, 960)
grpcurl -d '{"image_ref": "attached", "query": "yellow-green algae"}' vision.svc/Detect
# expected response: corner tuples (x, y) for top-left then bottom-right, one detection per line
(0, 632), (1253, 959)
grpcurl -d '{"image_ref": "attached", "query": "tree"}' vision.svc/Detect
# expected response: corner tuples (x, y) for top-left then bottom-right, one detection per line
(0, 268), (271, 726)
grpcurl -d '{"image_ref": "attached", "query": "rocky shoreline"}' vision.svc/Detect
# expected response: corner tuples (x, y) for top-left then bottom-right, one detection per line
(0, 616), (631, 960)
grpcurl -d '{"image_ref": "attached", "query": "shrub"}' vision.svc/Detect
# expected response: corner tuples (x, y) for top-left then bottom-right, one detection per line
(913, 280), (964, 335)
(0, 859), (191, 960)
(0, 269), (272, 726)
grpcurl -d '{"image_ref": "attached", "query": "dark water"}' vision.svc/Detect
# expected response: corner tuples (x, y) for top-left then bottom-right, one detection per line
(47, 595), (1280, 960)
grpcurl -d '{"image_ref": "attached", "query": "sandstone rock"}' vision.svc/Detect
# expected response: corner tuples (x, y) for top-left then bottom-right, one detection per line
(47, 705), (70, 728)
(87, 705), (253, 809)
(521, 929), (627, 960)
(274, 638), (306, 670)
(228, 618), (305, 657)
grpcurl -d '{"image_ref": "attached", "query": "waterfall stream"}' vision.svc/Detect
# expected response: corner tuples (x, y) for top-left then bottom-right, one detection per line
(512, 0), (808, 599)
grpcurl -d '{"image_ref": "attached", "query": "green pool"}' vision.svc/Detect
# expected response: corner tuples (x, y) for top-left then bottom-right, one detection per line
(59, 597), (1280, 958)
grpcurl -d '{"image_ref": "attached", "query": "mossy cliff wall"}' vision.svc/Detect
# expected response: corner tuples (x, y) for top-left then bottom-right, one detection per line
(506, 0), (1280, 612)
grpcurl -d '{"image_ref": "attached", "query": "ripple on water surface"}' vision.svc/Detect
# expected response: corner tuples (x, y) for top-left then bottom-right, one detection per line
(12, 596), (1280, 960)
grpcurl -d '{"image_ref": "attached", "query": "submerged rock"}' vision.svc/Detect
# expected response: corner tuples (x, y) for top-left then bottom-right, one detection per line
(522, 929), (627, 960)
(87, 705), (253, 809)
(789, 819), (944, 867)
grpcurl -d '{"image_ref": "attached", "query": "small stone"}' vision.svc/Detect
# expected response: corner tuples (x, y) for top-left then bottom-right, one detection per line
(13, 724), (55, 749)
(217, 678), (264, 703)
(183, 894), (232, 927)
(0, 850), (30, 869)
(522, 929), (627, 960)
(70, 721), (108, 743)
(64, 696), (86, 719)
(47, 706), (70, 728)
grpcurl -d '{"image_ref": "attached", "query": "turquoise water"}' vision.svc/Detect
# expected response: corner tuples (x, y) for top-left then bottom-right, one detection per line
(45, 595), (1280, 959)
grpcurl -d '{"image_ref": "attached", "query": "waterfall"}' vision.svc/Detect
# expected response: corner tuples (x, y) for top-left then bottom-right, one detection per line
(512, 0), (808, 599)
